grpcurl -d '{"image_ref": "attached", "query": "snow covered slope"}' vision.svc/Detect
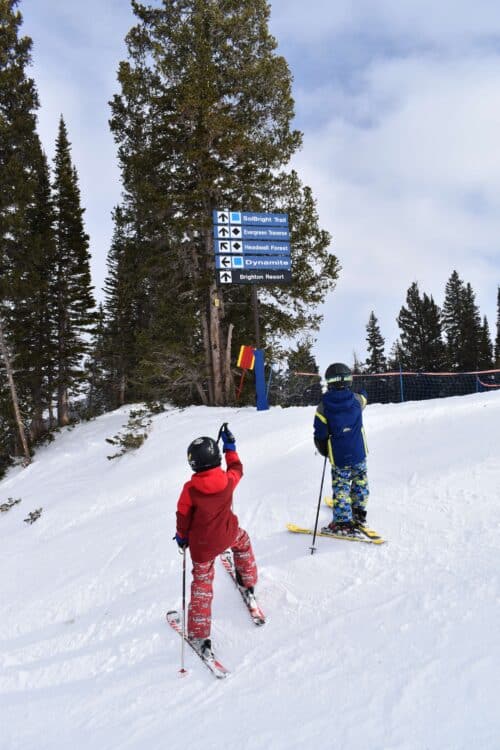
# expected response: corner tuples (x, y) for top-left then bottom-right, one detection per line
(1, 393), (499, 750)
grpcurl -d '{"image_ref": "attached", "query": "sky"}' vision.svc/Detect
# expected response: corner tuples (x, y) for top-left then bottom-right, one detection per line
(20, 0), (500, 375)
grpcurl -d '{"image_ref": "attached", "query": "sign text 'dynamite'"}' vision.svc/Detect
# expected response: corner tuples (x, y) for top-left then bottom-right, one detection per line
(216, 255), (291, 271)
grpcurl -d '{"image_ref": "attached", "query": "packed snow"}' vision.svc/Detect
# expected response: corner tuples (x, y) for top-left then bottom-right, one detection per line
(1, 392), (499, 750)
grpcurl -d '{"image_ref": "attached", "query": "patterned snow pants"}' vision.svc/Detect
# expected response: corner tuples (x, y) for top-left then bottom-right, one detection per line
(188, 527), (258, 639)
(331, 459), (369, 523)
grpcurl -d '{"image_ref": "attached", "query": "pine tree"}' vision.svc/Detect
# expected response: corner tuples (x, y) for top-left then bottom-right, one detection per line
(495, 287), (500, 367)
(102, 208), (140, 407)
(84, 304), (113, 418)
(365, 311), (386, 373)
(477, 316), (494, 370)
(283, 338), (321, 406)
(108, 0), (338, 406)
(52, 116), (95, 425)
(387, 339), (403, 371)
(14, 145), (57, 441)
(397, 282), (446, 371)
(442, 270), (464, 370)
(442, 271), (484, 371)
(0, 1), (55, 458)
(459, 283), (482, 370)
(0, 312), (30, 464)
(421, 292), (448, 371)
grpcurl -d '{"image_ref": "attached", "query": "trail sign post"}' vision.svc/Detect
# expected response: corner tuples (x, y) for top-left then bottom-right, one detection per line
(212, 208), (292, 410)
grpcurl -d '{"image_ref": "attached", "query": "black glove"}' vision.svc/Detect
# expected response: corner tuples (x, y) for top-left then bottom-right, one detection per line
(220, 423), (236, 452)
(314, 437), (328, 457)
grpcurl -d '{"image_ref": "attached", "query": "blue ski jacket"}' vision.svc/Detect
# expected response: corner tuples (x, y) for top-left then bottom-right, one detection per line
(313, 388), (368, 467)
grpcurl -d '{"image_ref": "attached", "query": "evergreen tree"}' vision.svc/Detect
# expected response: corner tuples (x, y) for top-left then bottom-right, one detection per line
(102, 208), (141, 407)
(108, 0), (338, 406)
(0, 1), (55, 457)
(84, 304), (114, 418)
(442, 271), (485, 371)
(13, 145), (57, 441)
(477, 316), (494, 370)
(365, 311), (386, 373)
(459, 282), (482, 370)
(442, 270), (464, 370)
(352, 352), (364, 374)
(495, 287), (500, 367)
(397, 282), (446, 371)
(283, 338), (321, 406)
(387, 339), (403, 371)
(52, 116), (95, 425)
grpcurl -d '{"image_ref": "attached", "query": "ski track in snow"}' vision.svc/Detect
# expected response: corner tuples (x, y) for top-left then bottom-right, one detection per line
(1, 395), (499, 750)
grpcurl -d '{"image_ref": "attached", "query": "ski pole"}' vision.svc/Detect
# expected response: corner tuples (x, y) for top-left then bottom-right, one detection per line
(310, 455), (328, 555)
(179, 547), (187, 676)
(216, 422), (228, 444)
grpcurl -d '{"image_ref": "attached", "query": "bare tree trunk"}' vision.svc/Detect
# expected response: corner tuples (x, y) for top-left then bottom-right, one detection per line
(200, 304), (214, 405)
(0, 313), (31, 465)
(57, 382), (70, 426)
(47, 373), (55, 428)
(194, 380), (209, 405)
(208, 281), (224, 405)
(203, 221), (235, 406)
(29, 402), (46, 443)
(57, 314), (70, 425)
(118, 372), (126, 406)
(224, 322), (234, 402)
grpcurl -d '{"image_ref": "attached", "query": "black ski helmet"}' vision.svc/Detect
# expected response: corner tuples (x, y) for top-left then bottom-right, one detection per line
(187, 436), (221, 472)
(325, 362), (353, 390)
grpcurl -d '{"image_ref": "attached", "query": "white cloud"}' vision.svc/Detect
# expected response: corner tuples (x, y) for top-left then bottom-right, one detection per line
(292, 53), (500, 369)
(271, 0), (500, 45)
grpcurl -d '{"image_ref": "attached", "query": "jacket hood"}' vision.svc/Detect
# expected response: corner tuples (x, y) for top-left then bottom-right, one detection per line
(191, 466), (229, 494)
(324, 388), (353, 404)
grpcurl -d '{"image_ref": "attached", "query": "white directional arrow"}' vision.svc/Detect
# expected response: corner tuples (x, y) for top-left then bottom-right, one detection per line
(217, 210), (229, 223)
(219, 271), (232, 283)
(220, 256), (231, 268)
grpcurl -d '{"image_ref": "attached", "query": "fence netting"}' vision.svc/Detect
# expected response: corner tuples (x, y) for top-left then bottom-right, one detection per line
(268, 369), (500, 406)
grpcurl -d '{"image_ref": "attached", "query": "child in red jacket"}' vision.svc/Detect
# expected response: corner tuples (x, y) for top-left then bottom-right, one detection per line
(175, 424), (258, 657)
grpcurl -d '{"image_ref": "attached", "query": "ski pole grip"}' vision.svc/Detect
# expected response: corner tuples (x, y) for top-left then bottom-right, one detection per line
(217, 422), (228, 443)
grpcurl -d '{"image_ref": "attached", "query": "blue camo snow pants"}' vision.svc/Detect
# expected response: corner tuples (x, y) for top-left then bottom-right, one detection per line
(331, 459), (369, 523)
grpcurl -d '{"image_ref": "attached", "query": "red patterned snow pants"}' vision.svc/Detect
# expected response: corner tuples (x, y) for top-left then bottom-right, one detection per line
(188, 527), (257, 639)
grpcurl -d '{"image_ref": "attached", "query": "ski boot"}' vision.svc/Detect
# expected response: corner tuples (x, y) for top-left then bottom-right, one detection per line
(191, 637), (214, 659)
(352, 507), (367, 526)
(235, 570), (258, 608)
(322, 520), (362, 538)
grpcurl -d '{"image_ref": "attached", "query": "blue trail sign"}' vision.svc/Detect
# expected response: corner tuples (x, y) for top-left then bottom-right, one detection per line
(213, 208), (291, 285)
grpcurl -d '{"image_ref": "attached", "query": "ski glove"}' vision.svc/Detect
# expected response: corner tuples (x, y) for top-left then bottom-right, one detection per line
(220, 423), (236, 452)
(174, 533), (188, 549)
(314, 437), (328, 458)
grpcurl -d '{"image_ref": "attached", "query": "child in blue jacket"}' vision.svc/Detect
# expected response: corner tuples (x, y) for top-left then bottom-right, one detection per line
(313, 362), (369, 536)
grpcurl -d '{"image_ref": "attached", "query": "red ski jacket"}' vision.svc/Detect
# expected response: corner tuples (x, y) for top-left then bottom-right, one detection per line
(176, 450), (243, 563)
